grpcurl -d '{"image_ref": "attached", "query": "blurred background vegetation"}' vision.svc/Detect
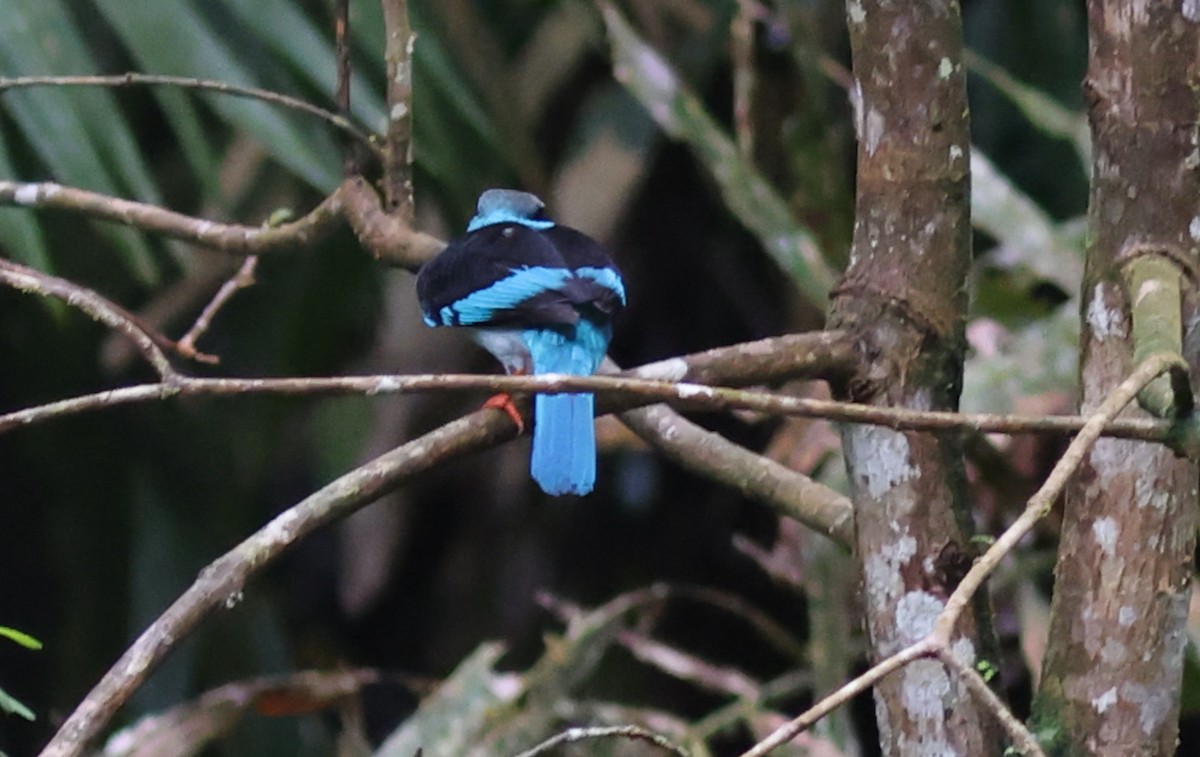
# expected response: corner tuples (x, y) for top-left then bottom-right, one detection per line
(5, 0), (1190, 755)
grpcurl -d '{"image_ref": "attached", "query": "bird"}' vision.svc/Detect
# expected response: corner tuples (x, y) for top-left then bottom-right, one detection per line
(416, 189), (626, 496)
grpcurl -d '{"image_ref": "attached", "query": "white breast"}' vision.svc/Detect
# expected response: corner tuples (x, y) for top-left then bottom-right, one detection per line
(472, 329), (532, 375)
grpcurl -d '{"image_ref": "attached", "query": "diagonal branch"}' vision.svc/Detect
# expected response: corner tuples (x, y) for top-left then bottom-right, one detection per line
(36, 409), (513, 757)
(618, 403), (853, 544)
(0, 258), (178, 380)
(740, 354), (1183, 757)
(174, 256), (259, 364)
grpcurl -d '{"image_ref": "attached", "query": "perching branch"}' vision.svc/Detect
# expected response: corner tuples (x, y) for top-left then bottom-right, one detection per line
(33, 330), (862, 757)
(0, 180), (347, 256)
(1, 361), (1186, 448)
(0, 74), (379, 156)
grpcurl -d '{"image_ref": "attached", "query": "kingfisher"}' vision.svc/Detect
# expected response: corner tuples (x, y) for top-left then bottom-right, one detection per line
(416, 189), (626, 496)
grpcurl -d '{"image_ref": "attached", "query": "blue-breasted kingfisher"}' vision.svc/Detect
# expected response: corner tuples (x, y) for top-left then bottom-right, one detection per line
(416, 189), (626, 496)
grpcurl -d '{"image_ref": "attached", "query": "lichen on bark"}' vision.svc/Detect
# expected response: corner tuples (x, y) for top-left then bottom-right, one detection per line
(830, 1), (1000, 753)
(1032, 2), (1200, 754)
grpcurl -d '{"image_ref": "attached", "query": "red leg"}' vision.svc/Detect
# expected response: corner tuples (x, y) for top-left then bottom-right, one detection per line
(482, 393), (524, 433)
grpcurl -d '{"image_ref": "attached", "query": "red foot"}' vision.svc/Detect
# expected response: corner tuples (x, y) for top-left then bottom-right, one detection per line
(483, 393), (525, 433)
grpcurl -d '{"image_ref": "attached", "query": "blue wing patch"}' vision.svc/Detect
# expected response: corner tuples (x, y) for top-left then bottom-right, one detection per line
(433, 266), (571, 326)
(573, 266), (626, 305)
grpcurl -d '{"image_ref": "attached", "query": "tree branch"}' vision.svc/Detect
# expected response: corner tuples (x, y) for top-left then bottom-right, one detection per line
(340, 175), (444, 267)
(618, 403), (853, 545)
(0, 180), (346, 255)
(510, 725), (689, 757)
(0, 74), (379, 156)
(31, 333), (860, 757)
(175, 255), (258, 364)
(380, 0), (415, 214)
(0, 367), (1182, 445)
(0, 258), (178, 380)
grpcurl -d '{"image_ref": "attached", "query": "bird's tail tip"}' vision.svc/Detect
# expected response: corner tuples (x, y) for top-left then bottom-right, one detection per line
(531, 392), (596, 496)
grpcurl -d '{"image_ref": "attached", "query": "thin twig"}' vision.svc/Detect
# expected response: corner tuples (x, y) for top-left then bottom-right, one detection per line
(334, 0), (360, 175)
(0, 180), (346, 256)
(510, 725), (690, 757)
(175, 256), (259, 364)
(0, 259), (177, 380)
(0, 73), (379, 157)
(738, 641), (935, 757)
(936, 647), (1041, 756)
(731, 0), (757, 157)
(380, 0), (415, 214)
(930, 353), (1188, 644)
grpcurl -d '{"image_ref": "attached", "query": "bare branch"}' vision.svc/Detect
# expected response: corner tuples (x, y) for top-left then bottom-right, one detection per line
(175, 256), (258, 364)
(0, 364), (1181, 446)
(37, 408), (518, 757)
(0, 73), (379, 156)
(510, 725), (690, 757)
(333, 0), (359, 176)
(618, 628), (761, 698)
(340, 176), (444, 267)
(738, 640), (935, 757)
(380, 0), (415, 214)
(931, 352), (1188, 643)
(936, 648), (1043, 757)
(0, 180), (346, 255)
(618, 403), (854, 544)
(0, 331), (856, 435)
(0, 258), (178, 380)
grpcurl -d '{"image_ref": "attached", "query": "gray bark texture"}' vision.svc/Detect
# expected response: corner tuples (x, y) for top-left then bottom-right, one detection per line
(1033, 2), (1200, 754)
(831, 1), (999, 754)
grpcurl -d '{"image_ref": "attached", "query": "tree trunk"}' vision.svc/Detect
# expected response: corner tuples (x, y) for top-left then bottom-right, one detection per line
(1033, 3), (1199, 754)
(831, 1), (999, 753)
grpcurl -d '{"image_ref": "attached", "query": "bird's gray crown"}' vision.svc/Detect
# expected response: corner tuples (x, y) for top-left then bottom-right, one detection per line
(477, 188), (544, 219)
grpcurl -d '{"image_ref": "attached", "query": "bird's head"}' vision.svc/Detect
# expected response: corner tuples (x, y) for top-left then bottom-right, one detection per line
(468, 188), (555, 232)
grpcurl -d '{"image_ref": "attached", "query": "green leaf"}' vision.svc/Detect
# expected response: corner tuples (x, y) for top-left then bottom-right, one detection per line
(0, 0), (159, 281)
(600, 3), (835, 308)
(94, 0), (341, 191)
(0, 626), (42, 650)
(0, 686), (35, 721)
(223, 0), (388, 134)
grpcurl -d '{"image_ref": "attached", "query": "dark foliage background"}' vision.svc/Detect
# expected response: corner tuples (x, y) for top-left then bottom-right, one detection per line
(5, 0), (1190, 755)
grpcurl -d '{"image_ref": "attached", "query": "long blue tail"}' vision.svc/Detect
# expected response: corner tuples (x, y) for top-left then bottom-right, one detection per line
(532, 392), (595, 495)
(524, 324), (609, 496)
